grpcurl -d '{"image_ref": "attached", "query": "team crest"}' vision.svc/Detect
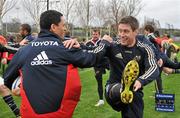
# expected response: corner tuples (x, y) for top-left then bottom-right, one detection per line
(134, 55), (141, 61)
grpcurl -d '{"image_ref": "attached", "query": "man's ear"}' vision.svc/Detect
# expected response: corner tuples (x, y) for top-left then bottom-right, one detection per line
(134, 29), (139, 34)
(50, 24), (56, 32)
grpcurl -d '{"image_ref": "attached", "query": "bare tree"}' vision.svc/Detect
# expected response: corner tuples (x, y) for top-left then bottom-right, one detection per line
(107, 0), (143, 32)
(55, 0), (76, 31)
(92, 0), (108, 27)
(22, 0), (46, 31)
(0, 0), (17, 33)
(123, 0), (142, 16)
(108, 0), (124, 27)
(75, 0), (94, 39)
(0, 0), (17, 18)
(75, 0), (90, 27)
(60, 0), (75, 24)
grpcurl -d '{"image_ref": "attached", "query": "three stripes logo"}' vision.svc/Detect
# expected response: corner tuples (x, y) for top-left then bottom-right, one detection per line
(31, 51), (52, 66)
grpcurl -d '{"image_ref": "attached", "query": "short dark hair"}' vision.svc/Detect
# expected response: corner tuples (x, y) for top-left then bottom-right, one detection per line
(92, 29), (100, 34)
(40, 10), (63, 30)
(21, 24), (31, 33)
(154, 30), (160, 37)
(144, 25), (154, 33)
(119, 16), (139, 31)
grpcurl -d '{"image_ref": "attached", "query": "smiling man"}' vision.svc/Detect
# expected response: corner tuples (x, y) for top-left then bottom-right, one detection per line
(103, 16), (159, 118)
(96, 16), (159, 118)
(64, 16), (159, 118)
(0, 10), (105, 118)
(85, 29), (109, 107)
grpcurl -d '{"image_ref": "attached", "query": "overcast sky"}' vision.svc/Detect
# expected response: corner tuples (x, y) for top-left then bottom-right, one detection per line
(138, 0), (180, 28)
(3, 0), (180, 29)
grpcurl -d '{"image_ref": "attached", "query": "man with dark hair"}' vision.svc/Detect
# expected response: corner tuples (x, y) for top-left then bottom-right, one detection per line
(144, 24), (180, 93)
(65, 16), (159, 118)
(144, 25), (155, 34)
(102, 16), (159, 118)
(144, 25), (163, 93)
(0, 10), (104, 118)
(19, 23), (34, 46)
(85, 29), (109, 106)
(1, 24), (35, 67)
(144, 25), (160, 49)
(154, 30), (160, 37)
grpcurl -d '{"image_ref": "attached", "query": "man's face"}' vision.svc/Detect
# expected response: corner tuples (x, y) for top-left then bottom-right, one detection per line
(52, 16), (66, 39)
(19, 27), (27, 37)
(118, 24), (137, 47)
(144, 30), (149, 35)
(92, 31), (100, 41)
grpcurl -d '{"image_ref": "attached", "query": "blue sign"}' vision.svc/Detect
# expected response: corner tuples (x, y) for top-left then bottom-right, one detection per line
(155, 93), (175, 112)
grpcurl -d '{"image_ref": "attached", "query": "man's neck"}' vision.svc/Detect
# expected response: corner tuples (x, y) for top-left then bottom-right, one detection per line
(127, 38), (136, 47)
(92, 38), (99, 43)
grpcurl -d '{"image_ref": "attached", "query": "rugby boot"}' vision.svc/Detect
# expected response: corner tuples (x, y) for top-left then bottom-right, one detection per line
(121, 59), (139, 104)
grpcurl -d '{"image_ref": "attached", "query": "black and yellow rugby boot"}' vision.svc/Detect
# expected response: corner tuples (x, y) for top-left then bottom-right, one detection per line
(121, 59), (139, 104)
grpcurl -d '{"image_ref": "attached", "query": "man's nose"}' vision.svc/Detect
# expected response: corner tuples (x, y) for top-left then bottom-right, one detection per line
(119, 32), (125, 37)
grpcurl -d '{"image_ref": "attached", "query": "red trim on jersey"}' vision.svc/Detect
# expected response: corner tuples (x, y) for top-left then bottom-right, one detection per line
(154, 37), (162, 46)
(20, 64), (81, 118)
(0, 35), (7, 45)
(7, 53), (14, 61)
(2, 52), (8, 59)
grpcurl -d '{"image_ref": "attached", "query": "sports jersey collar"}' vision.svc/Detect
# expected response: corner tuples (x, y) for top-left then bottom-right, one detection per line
(38, 29), (63, 43)
(22, 33), (31, 39)
(120, 38), (138, 49)
(91, 38), (101, 46)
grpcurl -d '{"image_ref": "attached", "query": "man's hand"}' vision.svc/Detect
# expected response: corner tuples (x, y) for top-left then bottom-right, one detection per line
(1, 58), (7, 65)
(102, 35), (113, 43)
(0, 84), (11, 96)
(12, 88), (20, 96)
(133, 80), (142, 92)
(19, 39), (29, 46)
(157, 58), (163, 67)
(63, 38), (80, 49)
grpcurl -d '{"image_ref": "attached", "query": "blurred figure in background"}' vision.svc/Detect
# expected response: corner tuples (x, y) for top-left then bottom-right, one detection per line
(19, 24), (35, 46)
(85, 29), (109, 107)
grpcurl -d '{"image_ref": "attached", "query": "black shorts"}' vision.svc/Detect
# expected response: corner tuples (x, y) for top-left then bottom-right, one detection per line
(94, 67), (106, 75)
(105, 83), (126, 111)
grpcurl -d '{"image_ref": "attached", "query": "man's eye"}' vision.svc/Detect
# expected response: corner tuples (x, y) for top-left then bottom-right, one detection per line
(124, 30), (129, 33)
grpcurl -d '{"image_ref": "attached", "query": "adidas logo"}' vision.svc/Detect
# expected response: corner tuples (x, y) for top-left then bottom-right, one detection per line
(31, 51), (52, 66)
(115, 53), (123, 59)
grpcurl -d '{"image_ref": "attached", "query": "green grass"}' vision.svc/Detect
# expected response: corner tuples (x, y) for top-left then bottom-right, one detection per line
(74, 69), (180, 118)
(0, 49), (180, 118)
(0, 68), (180, 118)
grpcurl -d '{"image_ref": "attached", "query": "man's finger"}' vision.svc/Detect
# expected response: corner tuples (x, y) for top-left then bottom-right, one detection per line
(133, 85), (138, 92)
(133, 81), (141, 92)
(73, 44), (80, 48)
(65, 41), (71, 48)
(63, 41), (67, 47)
(69, 41), (75, 49)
